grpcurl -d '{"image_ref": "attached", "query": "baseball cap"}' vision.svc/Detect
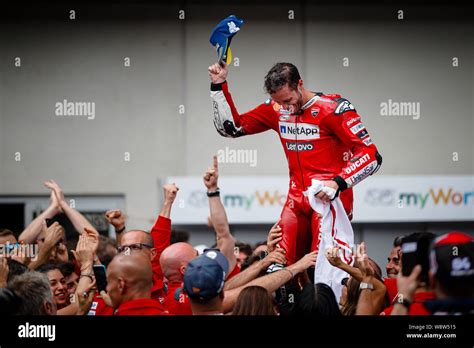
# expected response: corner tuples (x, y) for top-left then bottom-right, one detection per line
(209, 15), (244, 64)
(430, 231), (474, 284)
(183, 249), (229, 301)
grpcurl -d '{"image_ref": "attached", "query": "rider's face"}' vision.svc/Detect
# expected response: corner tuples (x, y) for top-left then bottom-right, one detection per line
(270, 83), (304, 114)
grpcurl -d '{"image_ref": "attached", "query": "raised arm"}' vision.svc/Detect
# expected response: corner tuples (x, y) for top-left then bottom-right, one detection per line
(60, 230), (98, 315)
(105, 209), (127, 245)
(18, 184), (62, 244)
(45, 180), (97, 235)
(390, 265), (422, 316)
(28, 222), (64, 270)
(325, 246), (364, 281)
(355, 249), (387, 315)
(149, 183), (179, 283)
(208, 62), (275, 138)
(223, 250), (317, 313)
(203, 155), (237, 275)
(224, 249), (286, 291)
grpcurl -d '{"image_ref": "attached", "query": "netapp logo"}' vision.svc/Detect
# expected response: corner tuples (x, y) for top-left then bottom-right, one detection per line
(279, 122), (320, 140)
(18, 322), (56, 341)
(286, 142), (314, 151)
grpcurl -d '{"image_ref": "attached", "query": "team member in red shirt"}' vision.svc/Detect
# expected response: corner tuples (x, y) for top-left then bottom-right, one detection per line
(209, 62), (382, 267)
(106, 252), (165, 315)
(385, 232), (436, 315)
(90, 184), (178, 315)
(160, 242), (197, 315)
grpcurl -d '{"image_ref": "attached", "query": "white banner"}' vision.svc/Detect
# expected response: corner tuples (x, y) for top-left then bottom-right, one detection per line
(164, 176), (474, 224)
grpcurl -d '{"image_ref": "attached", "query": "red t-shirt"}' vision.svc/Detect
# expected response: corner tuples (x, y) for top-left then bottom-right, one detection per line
(227, 263), (241, 280)
(383, 277), (398, 304)
(380, 291), (436, 315)
(89, 215), (172, 315)
(150, 215), (172, 304)
(89, 294), (114, 316)
(163, 282), (193, 315)
(115, 298), (166, 316)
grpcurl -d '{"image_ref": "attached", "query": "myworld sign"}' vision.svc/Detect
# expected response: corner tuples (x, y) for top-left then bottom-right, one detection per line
(164, 176), (473, 224)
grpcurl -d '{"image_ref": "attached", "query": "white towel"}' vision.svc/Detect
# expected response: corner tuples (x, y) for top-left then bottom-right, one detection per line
(304, 179), (355, 303)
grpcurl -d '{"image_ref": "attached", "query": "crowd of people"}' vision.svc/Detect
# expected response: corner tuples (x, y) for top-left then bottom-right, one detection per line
(0, 157), (473, 316)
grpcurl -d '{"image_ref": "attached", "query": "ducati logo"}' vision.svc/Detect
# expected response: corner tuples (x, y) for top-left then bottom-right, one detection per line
(311, 108), (320, 117)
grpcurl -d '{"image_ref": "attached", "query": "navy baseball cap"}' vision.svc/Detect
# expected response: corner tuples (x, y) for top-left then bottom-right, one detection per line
(183, 249), (229, 301)
(209, 15), (244, 63)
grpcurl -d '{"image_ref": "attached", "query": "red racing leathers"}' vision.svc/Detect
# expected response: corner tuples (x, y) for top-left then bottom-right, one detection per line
(210, 81), (382, 265)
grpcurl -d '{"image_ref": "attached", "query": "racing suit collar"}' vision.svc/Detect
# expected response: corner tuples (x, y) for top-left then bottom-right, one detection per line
(301, 93), (319, 111)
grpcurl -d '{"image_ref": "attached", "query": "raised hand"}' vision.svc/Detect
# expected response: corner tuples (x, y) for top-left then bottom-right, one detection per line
(43, 221), (64, 249)
(208, 61), (228, 84)
(72, 233), (94, 271)
(325, 246), (344, 268)
(105, 209), (126, 231)
(260, 248), (287, 269)
(396, 265), (422, 303)
(83, 227), (99, 255)
(267, 221), (283, 253)
(76, 278), (97, 315)
(292, 250), (318, 274)
(163, 183), (179, 205)
(203, 155), (219, 191)
(44, 180), (66, 207)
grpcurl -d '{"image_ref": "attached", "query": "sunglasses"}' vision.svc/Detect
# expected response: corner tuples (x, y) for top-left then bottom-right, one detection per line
(341, 277), (349, 286)
(117, 243), (153, 253)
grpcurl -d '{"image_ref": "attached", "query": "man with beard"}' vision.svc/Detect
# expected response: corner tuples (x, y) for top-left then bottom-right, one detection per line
(208, 61), (382, 278)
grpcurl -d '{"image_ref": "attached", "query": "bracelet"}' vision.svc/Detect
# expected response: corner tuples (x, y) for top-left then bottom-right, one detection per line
(207, 188), (220, 197)
(115, 226), (126, 234)
(282, 267), (295, 279)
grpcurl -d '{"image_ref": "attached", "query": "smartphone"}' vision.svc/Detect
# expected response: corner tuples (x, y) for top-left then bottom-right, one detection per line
(93, 264), (108, 293)
(401, 233), (435, 282)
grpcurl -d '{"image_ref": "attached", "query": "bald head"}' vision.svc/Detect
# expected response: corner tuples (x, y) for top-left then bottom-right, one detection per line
(106, 251), (154, 307)
(160, 242), (197, 283)
(120, 230), (154, 247)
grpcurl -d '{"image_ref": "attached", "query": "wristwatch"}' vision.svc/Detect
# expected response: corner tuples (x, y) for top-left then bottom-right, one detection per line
(359, 282), (374, 290)
(395, 295), (412, 309)
(115, 225), (126, 234)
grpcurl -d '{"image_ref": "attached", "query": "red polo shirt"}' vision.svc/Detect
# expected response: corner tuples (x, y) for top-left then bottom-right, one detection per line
(115, 298), (166, 316)
(383, 277), (398, 304)
(150, 215), (172, 304)
(227, 263), (241, 280)
(89, 215), (171, 315)
(163, 282), (193, 315)
(380, 291), (436, 315)
(89, 294), (114, 316)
